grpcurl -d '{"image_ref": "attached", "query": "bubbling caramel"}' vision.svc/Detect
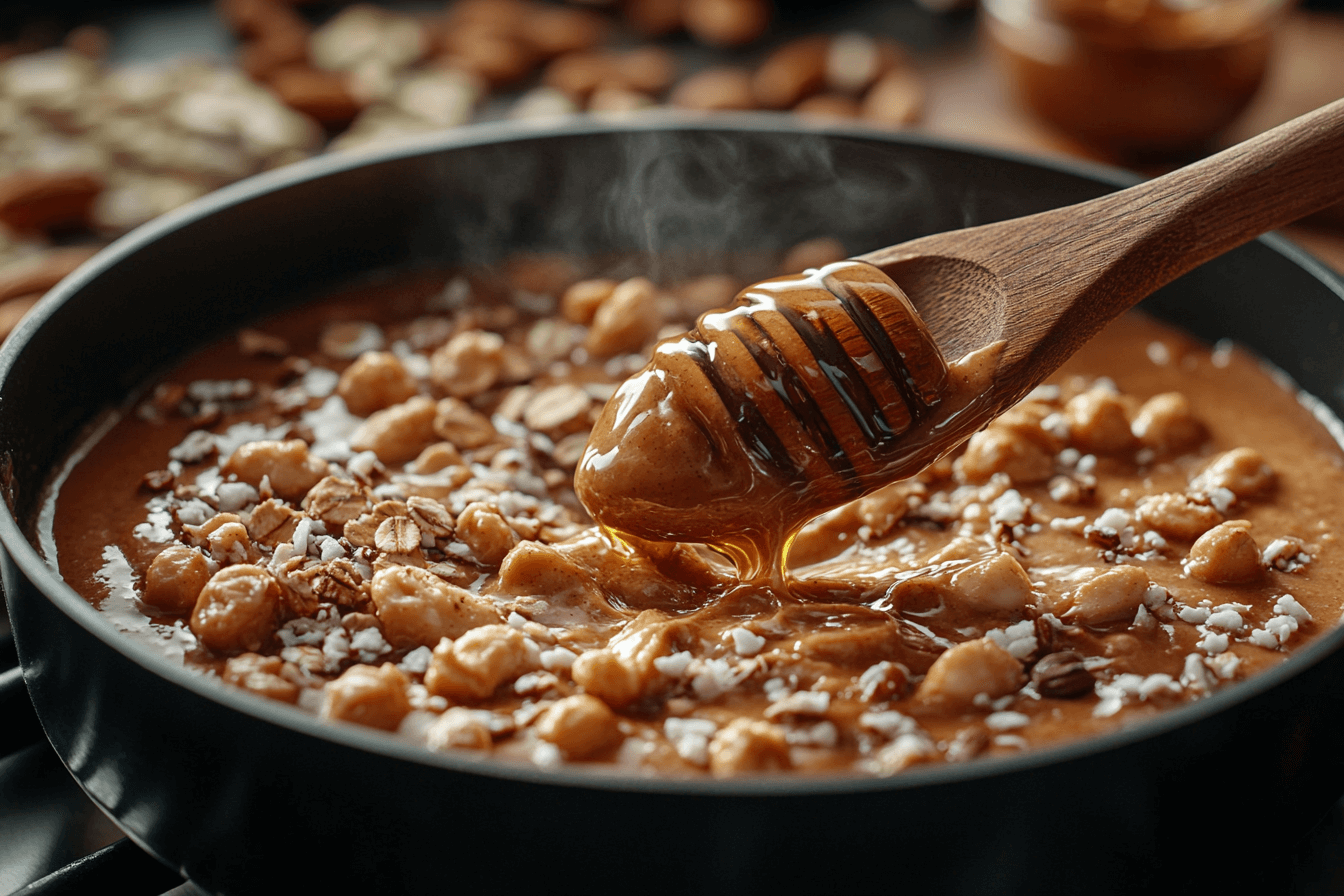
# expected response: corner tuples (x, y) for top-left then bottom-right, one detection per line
(575, 259), (1001, 584)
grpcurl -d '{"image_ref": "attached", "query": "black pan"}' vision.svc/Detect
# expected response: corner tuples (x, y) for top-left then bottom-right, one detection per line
(4, 117), (1344, 895)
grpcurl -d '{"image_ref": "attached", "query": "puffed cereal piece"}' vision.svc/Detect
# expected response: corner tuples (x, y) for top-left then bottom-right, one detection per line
(584, 276), (663, 358)
(1064, 387), (1136, 455)
(914, 637), (1024, 710)
(1131, 392), (1205, 454)
(1185, 520), (1262, 584)
(370, 565), (501, 648)
(535, 694), (623, 758)
(429, 329), (505, 398)
(222, 439), (328, 502)
(223, 652), (300, 704)
(456, 501), (520, 567)
(349, 394), (438, 465)
(337, 350), (419, 417)
(1134, 492), (1222, 541)
(950, 552), (1034, 613)
(143, 543), (211, 614)
(1061, 565), (1150, 625)
(707, 718), (791, 776)
(320, 663), (412, 731)
(957, 427), (1054, 484)
(424, 624), (538, 701)
(190, 564), (282, 655)
(1190, 448), (1276, 501)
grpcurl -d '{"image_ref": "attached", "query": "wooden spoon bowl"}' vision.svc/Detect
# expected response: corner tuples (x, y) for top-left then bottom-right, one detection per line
(577, 99), (1344, 562)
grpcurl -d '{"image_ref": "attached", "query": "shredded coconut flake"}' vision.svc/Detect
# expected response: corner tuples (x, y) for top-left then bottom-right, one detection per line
(664, 717), (717, 766)
(653, 651), (694, 677)
(989, 489), (1027, 525)
(1274, 594), (1312, 623)
(726, 626), (766, 657)
(1198, 631), (1230, 655)
(765, 690), (831, 719)
(539, 646), (577, 671)
(985, 711), (1029, 731)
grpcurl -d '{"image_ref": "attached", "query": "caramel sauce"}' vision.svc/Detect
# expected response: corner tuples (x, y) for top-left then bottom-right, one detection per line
(40, 262), (1344, 777)
(575, 260), (1001, 585)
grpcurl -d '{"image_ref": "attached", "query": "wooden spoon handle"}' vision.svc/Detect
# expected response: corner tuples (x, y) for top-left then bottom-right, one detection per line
(863, 98), (1344, 396)
(1052, 97), (1344, 309)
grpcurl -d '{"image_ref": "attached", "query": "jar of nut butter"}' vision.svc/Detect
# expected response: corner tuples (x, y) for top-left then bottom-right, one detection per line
(982, 0), (1290, 160)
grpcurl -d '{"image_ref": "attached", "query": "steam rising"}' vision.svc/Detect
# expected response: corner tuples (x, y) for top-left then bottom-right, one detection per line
(428, 123), (952, 281)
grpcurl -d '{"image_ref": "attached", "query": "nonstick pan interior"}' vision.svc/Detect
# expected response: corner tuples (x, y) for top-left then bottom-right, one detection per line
(5, 117), (1344, 894)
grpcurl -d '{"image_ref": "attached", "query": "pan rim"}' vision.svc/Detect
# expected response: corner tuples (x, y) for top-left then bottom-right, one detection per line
(4, 111), (1344, 798)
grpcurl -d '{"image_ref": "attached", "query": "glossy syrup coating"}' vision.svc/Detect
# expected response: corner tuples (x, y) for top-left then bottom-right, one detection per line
(574, 260), (977, 582)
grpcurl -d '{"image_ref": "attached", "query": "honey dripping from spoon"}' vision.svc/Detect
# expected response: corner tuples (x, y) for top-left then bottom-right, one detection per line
(573, 259), (1003, 590)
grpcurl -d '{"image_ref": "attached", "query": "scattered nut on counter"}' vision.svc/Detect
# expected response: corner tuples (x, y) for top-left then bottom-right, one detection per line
(0, 0), (933, 341)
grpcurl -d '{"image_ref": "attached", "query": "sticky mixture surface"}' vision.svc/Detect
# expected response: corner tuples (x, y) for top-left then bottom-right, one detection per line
(47, 260), (1344, 777)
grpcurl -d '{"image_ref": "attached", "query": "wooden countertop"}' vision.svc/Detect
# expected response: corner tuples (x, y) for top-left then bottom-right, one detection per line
(913, 8), (1344, 274)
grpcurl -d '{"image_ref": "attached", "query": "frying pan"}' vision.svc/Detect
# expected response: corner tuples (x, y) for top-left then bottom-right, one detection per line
(4, 117), (1344, 895)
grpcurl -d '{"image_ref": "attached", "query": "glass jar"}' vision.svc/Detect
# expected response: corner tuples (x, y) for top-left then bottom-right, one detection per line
(983, 0), (1291, 160)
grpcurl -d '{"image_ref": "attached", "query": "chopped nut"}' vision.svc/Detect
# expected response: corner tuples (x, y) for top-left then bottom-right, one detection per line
(1061, 565), (1151, 625)
(246, 498), (300, 545)
(349, 395), (438, 465)
(1186, 520), (1262, 584)
(561, 278), (616, 325)
(944, 726), (990, 763)
(320, 663), (411, 731)
(320, 320), (384, 359)
(1065, 387), (1136, 455)
(425, 624), (537, 700)
(1134, 492), (1221, 541)
(338, 351), (419, 417)
(143, 544), (211, 614)
(430, 330), (505, 399)
(301, 476), (370, 532)
(222, 439), (327, 502)
(522, 383), (592, 436)
(1190, 448), (1276, 501)
(669, 67), (757, 112)
(584, 276), (664, 358)
(237, 328), (289, 357)
(456, 501), (521, 567)
(141, 469), (175, 491)
(707, 718), (790, 776)
(914, 638), (1024, 710)
(1030, 651), (1094, 698)
(190, 564), (281, 656)
(433, 397), (496, 448)
(223, 652), (300, 704)
(534, 694), (622, 758)
(370, 565), (501, 648)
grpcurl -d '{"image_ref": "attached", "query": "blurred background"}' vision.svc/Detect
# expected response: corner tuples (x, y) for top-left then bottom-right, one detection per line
(1, 0), (1342, 346)
(2, 1), (1344, 893)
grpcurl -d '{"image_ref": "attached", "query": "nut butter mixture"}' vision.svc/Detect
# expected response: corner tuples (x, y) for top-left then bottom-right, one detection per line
(48, 254), (1344, 777)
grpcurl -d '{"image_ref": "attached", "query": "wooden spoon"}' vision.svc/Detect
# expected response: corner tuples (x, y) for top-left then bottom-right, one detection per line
(857, 97), (1344, 440)
(576, 98), (1344, 565)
